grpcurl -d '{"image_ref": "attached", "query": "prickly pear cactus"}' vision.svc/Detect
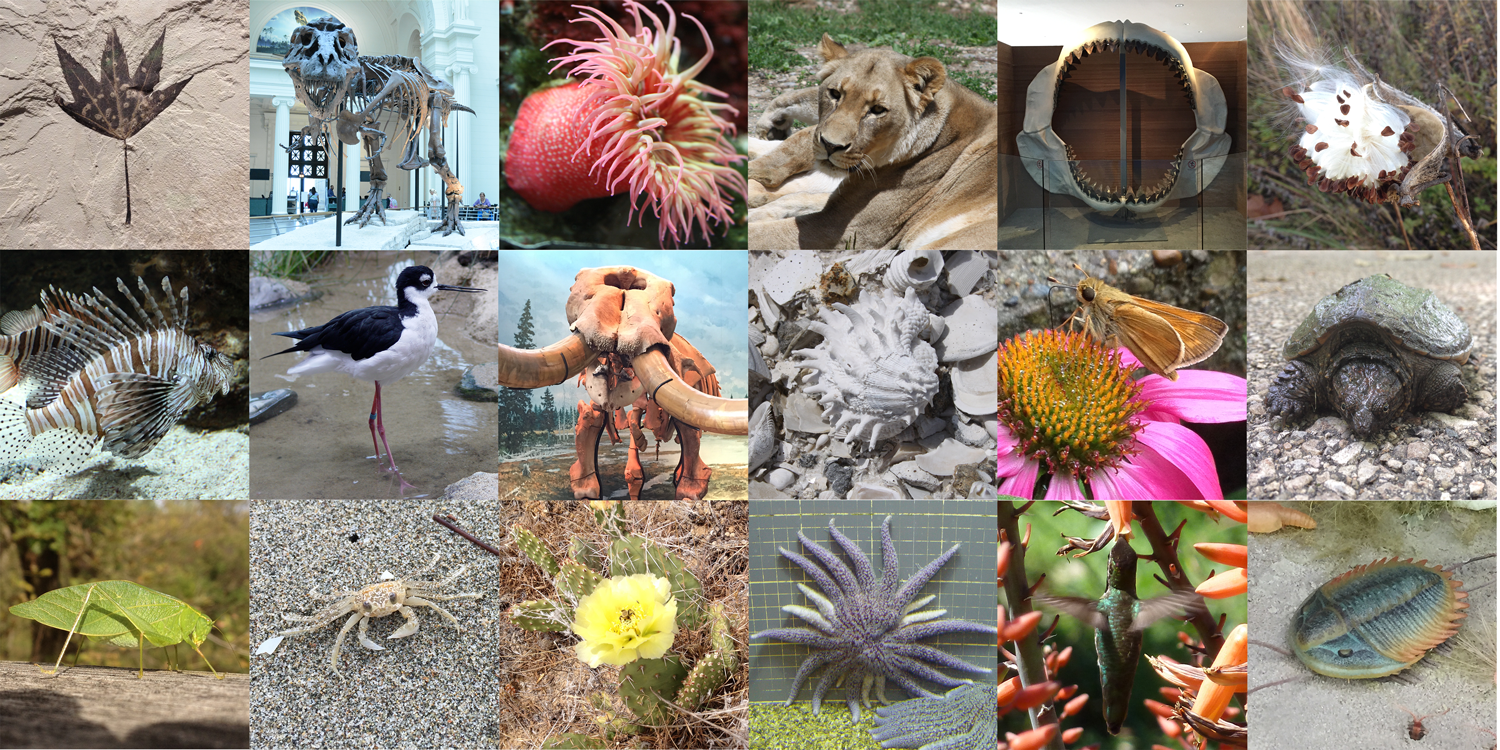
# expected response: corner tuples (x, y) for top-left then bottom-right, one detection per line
(555, 558), (603, 603)
(608, 534), (705, 629)
(570, 537), (606, 576)
(515, 527), (560, 577)
(618, 654), (688, 725)
(587, 692), (643, 740)
(510, 599), (570, 632)
(590, 499), (628, 538)
(676, 603), (738, 711)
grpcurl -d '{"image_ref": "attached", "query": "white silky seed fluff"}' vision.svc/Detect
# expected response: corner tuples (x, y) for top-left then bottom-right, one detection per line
(1296, 76), (1410, 181)
(796, 286), (940, 450)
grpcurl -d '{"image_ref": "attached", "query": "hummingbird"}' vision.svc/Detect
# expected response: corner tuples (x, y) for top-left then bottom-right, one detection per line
(1036, 540), (1204, 735)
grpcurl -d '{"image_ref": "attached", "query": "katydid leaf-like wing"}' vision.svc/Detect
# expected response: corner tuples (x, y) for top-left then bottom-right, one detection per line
(53, 27), (192, 141)
(7, 580), (211, 649)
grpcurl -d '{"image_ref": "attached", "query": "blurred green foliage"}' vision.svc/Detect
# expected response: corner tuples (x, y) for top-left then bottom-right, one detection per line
(1000, 502), (1246, 747)
(0, 501), (249, 674)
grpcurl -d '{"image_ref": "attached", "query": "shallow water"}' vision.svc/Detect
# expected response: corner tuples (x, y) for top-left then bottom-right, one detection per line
(248, 253), (496, 499)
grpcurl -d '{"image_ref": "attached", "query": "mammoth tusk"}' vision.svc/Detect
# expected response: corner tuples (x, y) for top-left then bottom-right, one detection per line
(632, 349), (748, 435)
(496, 334), (590, 388)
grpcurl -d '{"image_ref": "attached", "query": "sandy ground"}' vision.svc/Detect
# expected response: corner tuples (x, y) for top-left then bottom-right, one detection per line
(0, 426), (248, 499)
(497, 500), (749, 750)
(248, 499), (500, 748)
(1248, 502), (1497, 750)
(1247, 251), (1497, 499)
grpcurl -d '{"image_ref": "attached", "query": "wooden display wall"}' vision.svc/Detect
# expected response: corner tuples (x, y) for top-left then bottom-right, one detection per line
(1000, 39), (1246, 201)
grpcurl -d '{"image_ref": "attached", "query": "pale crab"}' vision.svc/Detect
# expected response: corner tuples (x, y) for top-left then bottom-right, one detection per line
(272, 553), (483, 674)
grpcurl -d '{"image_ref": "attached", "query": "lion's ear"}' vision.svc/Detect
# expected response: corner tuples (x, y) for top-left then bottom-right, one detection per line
(818, 34), (848, 62)
(905, 57), (947, 106)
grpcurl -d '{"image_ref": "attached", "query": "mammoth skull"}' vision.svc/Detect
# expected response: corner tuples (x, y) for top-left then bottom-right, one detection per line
(1016, 19), (1231, 212)
(282, 16), (361, 123)
(496, 267), (748, 435)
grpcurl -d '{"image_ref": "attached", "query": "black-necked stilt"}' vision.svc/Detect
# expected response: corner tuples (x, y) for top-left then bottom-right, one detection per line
(265, 265), (485, 472)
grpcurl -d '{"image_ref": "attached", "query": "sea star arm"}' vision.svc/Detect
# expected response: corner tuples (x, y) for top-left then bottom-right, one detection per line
(892, 543), (961, 609)
(828, 517), (879, 591)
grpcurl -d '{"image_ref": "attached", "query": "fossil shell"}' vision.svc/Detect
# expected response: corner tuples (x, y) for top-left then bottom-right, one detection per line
(1292, 557), (1467, 679)
(796, 287), (939, 449)
(883, 248), (943, 293)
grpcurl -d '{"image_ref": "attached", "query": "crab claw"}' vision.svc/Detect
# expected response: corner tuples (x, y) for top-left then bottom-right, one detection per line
(390, 612), (421, 639)
(358, 633), (386, 651)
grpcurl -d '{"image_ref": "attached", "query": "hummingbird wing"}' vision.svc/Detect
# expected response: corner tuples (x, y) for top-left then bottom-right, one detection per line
(1130, 590), (1207, 631)
(1033, 595), (1107, 630)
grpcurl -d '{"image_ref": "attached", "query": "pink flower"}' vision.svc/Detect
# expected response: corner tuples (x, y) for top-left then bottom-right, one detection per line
(998, 345), (1246, 500)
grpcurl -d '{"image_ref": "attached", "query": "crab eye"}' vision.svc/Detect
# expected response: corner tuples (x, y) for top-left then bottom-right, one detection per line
(389, 593), (398, 603)
(1337, 648), (1352, 658)
(362, 601), (372, 611)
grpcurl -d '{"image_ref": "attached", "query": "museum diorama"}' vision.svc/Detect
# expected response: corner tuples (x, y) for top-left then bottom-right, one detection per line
(1000, 19), (1248, 249)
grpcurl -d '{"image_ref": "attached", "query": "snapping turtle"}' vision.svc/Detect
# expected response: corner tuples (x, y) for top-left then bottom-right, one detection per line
(1267, 275), (1471, 437)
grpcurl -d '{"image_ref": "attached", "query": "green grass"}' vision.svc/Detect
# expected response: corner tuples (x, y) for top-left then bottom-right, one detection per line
(251, 250), (333, 279)
(750, 0), (994, 78)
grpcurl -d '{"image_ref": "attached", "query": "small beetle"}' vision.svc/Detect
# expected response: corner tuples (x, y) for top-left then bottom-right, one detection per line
(1291, 557), (1468, 679)
(1396, 704), (1450, 741)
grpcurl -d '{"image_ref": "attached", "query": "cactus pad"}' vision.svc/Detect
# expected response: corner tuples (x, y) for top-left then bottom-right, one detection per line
(515, 526), (560, 577)
(618, 654), (688, 725)
(676, 603), (739, 711)
(509, 599), (571, 632)
(555, 558), (604, 603)
(543, 733), (606, 750)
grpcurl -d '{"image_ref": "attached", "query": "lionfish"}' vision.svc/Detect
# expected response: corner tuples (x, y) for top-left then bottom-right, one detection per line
(0, 276), (233, 470)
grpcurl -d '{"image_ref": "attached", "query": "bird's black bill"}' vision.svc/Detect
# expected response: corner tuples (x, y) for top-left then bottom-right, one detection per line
(435, 284), (486, 293)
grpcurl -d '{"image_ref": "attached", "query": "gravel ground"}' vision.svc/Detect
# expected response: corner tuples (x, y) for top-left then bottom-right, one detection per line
(1249, 502), (1497, 750)
(1246, 251), (1497, 500)
(249, 500), (499, 749)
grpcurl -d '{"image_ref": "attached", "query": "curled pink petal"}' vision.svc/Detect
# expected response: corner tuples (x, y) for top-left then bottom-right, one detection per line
(1138, 369), (1249, 423)
(1132, 420), (1223, 500)
(999, 458), (1040, 499)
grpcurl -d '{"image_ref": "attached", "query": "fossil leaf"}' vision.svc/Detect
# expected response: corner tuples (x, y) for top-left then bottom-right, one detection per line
(53, 27), (192, 142)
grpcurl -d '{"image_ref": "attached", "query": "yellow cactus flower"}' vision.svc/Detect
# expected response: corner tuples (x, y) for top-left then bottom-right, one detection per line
(571, 573), (677, 667)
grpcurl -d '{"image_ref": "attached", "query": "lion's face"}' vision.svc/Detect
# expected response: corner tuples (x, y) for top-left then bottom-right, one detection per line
(812, 38), (947, 171)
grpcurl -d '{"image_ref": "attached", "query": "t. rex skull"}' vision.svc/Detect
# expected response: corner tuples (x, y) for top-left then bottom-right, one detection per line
(282, 16), (360, 123)
(1016, 20), (1231, 213)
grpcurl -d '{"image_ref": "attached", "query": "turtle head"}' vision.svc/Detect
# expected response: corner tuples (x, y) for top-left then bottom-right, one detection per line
(1329, 355), (1407, 437)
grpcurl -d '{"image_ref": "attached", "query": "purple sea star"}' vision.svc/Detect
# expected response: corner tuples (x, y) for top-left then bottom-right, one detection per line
(751, 516), (997, 720)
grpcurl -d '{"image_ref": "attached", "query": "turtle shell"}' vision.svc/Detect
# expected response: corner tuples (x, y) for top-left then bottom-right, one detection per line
(1282, 275), (1472, 363)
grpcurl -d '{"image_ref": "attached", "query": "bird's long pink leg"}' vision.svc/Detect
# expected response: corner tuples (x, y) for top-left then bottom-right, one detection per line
(367, 382), (383, 463)
(371, 381), (398, 472)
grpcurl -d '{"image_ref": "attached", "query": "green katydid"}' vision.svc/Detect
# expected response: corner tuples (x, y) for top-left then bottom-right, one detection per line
(8, 580), (224, 679)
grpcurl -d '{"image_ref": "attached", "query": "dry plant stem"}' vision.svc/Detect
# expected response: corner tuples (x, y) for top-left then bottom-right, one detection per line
(999, 499), (1066, 750)
(123, 139), (131, 224)
(1445, 180), (1481, 250)
(1133, 502), (1224, 661)
(433, 513), (501, 555)
(1394, 202), (1411, 250)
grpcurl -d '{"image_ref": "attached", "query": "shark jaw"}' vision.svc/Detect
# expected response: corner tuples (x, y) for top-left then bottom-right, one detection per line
(1017, 19), (1231, 213)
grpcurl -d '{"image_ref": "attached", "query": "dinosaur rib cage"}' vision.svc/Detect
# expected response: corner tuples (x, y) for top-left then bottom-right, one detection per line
(350, 56), (438, 160)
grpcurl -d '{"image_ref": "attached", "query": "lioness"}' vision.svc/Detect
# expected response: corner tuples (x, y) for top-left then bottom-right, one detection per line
(748, 35), (997, 250)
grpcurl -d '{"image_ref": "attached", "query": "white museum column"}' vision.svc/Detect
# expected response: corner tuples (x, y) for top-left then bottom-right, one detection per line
(271, 97), (294, 215)
(345, 142), (362, 212)
(453, 65), (474, 206)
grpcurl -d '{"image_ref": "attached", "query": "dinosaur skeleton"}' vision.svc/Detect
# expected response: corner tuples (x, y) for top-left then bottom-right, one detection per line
(282, 15), (475, 236)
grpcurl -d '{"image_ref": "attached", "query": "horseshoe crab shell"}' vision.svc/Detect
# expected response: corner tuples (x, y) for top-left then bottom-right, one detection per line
(796, 287), (939, 449)
(1291, 557), (1468, 679)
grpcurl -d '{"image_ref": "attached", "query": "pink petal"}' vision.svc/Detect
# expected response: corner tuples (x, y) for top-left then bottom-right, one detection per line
(1044, 470), (1086, 500)
(1134, 421), (1223, 499)
(997, 447), (1030, 477)
(997, 424), (1021, 454)
(999, 458), (1039, 499)
(1138, 370), (1248, 423)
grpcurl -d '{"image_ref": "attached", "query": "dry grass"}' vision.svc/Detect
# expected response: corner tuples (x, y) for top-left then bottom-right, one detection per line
(498, 501), (749, 749)
(1248, 0), (1497, 249)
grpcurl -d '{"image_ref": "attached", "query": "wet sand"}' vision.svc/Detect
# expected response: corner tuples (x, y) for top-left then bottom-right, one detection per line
(249, 253), (497, 499)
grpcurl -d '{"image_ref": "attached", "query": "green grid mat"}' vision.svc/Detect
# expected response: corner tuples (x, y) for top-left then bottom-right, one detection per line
(748, 499), (997, 706)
